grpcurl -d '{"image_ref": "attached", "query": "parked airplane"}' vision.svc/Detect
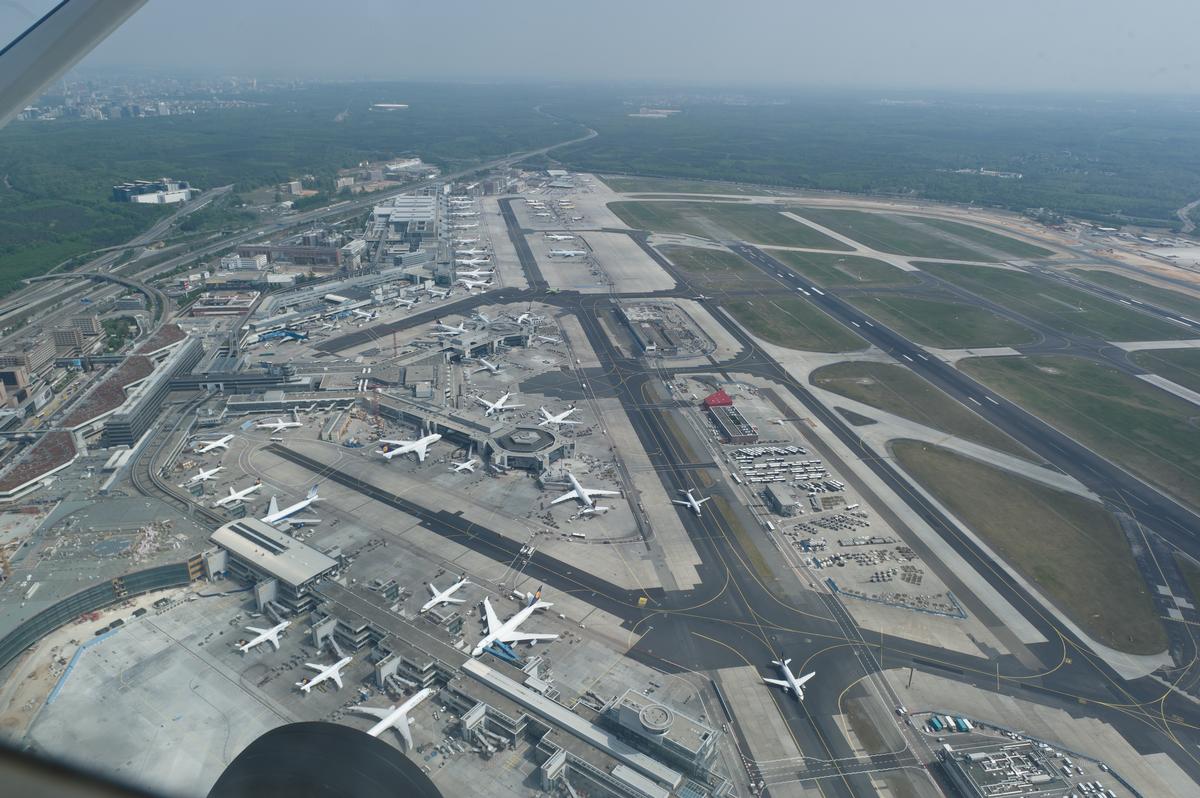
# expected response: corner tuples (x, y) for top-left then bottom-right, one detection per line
(473, 358), (503, 375)
(534, 335), (562, 345)
(456, 257), (491, 267)
(450, 211), (479, 218)
(763, 656), (815, 701)
(450, 458), (479, 474)
(672, 489), (712, 516)
(453, 238), (479, 245)
(421, 576), (471, 612)
(457, 277), (492, 290)
(457, 248), (490, 256)
(261, 485), (321, 527)
(538, 406), (579, 427)
(473, 311), (493, 325)
(377, 433), (442, 463)
(193, 434), (234, 454)
(544, 234), (575, 241)
(472, 596), (558, 656)
(428, 288), (450, 299)
(396, 298), (418, 309)
(434, 320), (468, 335)
(212, 482), (262, 508)
(476, 392), (524, 416)
(549, 249), (587, 258)
(296, 656), (353, 694)
(256, 417), (302, 433)
(451, 223), (478, 230)
(457, 269), (494, 280)
(350, 688), (433, 750)
(513, 312), (534, 325)
(352, 309), (378, 321)
(181, 466), (223, 486)
(550, 471), (619, 512)
(534, 212), (553, 218)
(238, 620), (290, 654)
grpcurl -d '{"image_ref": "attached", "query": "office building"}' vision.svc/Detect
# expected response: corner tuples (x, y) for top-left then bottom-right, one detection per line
(72, 315), (102, 336)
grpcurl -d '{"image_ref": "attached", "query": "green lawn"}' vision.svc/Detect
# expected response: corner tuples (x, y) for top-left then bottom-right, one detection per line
(845, 294), (1038, 348)
(1131, 348), (1200, 394)
(631, 194), (751, 202)
(962, 354), (1200, 509)
(658, 245), (768, 291)
(788, 208), (995, 261)
(770, 251), (920, 288)
(811, 361), (1033, 457)
(1068, 269), (1200, 319)
(609, 201), (853, 249)
(893, 441), (1166, 655)
(918, 217), (1054, 259)
(919, 262), (1192, 341)
(725, 298), (866, 352)
(600, 175), (762, 195)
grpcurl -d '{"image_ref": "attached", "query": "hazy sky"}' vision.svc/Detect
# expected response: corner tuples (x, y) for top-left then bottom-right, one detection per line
(4, 0), (1198, 92)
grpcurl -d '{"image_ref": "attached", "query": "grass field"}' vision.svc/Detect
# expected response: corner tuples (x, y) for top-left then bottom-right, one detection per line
(770, 250), (920, 288)
(610, 201), (853, 249)
(600, 175), (763, 195)
(1131, 348), (1200, 394)
(658, 245), (767, 291)
(918, 217), (1054, 259)
(845, 294), (1039, 348)
(631, 194), (751, 202)
(788, 208), (996, 261)
(962, 354), (1200, 509)
(1068, 269), (1200, 319)
(725, 298), (866, 352)
(892, 440), (1166, 655)
(811, 362), (1032, 457)
(919, 263), (1192, 341)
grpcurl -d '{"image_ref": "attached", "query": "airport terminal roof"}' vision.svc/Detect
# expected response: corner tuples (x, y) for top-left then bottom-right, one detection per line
(0, 431), (77, 492)
(61, 355), (155, 428)
(210, 518), (338, 588)
(134, 323), (186, 355)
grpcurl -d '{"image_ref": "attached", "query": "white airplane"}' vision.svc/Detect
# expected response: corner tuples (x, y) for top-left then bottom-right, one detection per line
(450, 458), (479, 473)
(550, 471), (619, 512)
(421, 576), (471, 612)
(261, 485), (321, 527)
(672, 489), (712, 516)
(538, 406), (579, 427)
(212, 482), (261, 508)
(352, 309), (378, 321)
(457, 278), (492, 291)
(297, 656), (353, 694)
(434, 320), (468, 335)
(377, 433), (442, 463)
(473, 358), (503, 375)
(534, 335), (562, 345)
(456, 257), (491, 267)
(534, 212), (553, 218)
(473, 311), (493, 325)
(451, 223), (478, 230)
(763, 656), (815, 702)
(238, 620), (290, 654)
(181, 466), (223, 486)
(457, 269), (494, 280)
(453, 238), (479, 245)
(429, 288), (450, 299)
(472, 596), (558, 656)
(457, 248), (490, 256)
(193, 434), (234, 454)
(544, 234), (575, 241)
(549, 249), (587, 258)
(396, 298), (418, 309)
(450, 211), (479, 218)
(256, 417), (302, 433)
(513, 312), (534, 325)
(476, 392), (524, 416)
(351, 688), (433, 750)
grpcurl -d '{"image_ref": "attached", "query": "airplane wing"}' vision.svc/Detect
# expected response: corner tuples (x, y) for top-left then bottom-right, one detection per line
(795, 672), (816, 687)
(443, 597), (466, 604)
(412, 441), (430, 462)
(246, 626), (268, 635)
(551, 490), (581, 505)
(499, 631), (557, 644)
(395, 716), (414, 751)
(671, 500), (688, 506)
(331, 671), (343, 689)
(583, 488), (620, 499)
(762, 677), (791, 689)
(482, 599), (501, 633)
(305, 663), (324, 673)
(268, 637), (281, 651)
(351, 706), (392, 721)
(427, 583), (440, 596)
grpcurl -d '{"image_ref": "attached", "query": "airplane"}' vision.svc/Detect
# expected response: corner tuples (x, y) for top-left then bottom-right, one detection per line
(476, 392), (524, 416)
(450, 211), (479, 217)
(534, 334), (562, 345)
(212, 482), (262, 508)
(473, 358), (503, 375)
(472, 596), (559, 656)
(457, 248), (490, 256)
(428, 288), (450, 299)
(396, 298), (418, 309)
(672, 489), (712, 516)
(457, 278), (492, 290)
(450, 458), (479, 473)
(473, 312), (493, 325)
(763, 656), (815, 702)
(350, 687), (433, 750)
(451, 223), (478, 229)
(296, 656), (354, 694)
(377, 433), (442, 463)
(421, 576), (471, 612)
(352, 309), (378, 321)
(549, 249), (587, 258)
(534, 212), (553, 218)
(550, 471), (619, 513)
(261, 485), (321, 527)
(544, 234), (575, 241)
(181, 466), (223, 486)
(538, 406), (579, 427)
(456, 257), (491, 267)
(453, 238), (479, 245)
(238, 621), (290, 654)
(193, 434), (234, 454)
(457, 269), (494, 280)
(434, 320), (468, 335)
(256, 417), (302, 433)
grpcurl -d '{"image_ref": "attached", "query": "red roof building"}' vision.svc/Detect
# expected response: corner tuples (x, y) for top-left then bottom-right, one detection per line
(702, 388), (733, 409)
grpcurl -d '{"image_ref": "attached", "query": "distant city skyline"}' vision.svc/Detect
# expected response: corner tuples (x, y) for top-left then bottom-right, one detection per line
(3, 0), (1199, 94)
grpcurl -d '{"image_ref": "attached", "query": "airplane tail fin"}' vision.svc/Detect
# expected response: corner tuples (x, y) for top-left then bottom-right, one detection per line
(307, 485), (320, 500)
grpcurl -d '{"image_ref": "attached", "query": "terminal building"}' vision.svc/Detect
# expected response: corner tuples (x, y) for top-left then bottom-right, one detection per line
(701, 389), (757, 445)
(940, 742), (1070, 798)
(205, 518), (340, 614)
(102, 336), (203, 446)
